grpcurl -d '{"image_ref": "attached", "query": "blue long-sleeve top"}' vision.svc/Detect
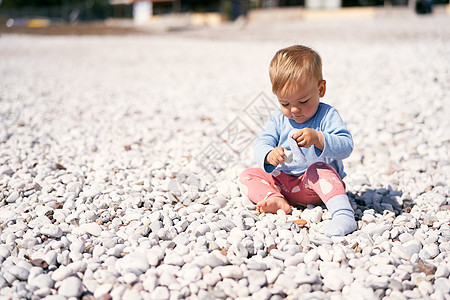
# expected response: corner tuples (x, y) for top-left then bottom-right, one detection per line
(254, 102), (353, 178)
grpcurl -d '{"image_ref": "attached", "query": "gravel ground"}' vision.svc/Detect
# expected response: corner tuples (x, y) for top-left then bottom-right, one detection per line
(0, 11), (449, 300)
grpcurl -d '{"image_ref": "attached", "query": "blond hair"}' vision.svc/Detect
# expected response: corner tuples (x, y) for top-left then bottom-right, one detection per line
(269, 45), (323, 96)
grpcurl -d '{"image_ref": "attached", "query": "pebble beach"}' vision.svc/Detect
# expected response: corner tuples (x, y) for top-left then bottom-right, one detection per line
(0, 10), (449, 299)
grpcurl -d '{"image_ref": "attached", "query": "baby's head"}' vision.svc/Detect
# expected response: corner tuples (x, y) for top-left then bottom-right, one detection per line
(269, 45), (323, 96)
(269, 45), (326, 123)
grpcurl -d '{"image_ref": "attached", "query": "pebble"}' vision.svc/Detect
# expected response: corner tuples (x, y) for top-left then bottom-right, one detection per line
(332, 246), (346, 263)
(417, 259), (437, 275)
(163, 253), (185, 266)
(40, 224), (63, 238)
(398, 232), (414, 243)
(28, 274), (54, 289)
(122, 288), (142, 299)
(423, 243), (440, 259)
(435, 265), (449, 278)
(304, 248), (319, 263)
(220, 266), (243, 279)
(368, 265), (395, 276)
(0, 166), (13, 176)
(274, 273), (297, 290)
(323, 269), (353, 291)
(301, 207), (323, 223)
(81, 223), (102, 237)
(209, 197), (227, 208)
(317, 246), (333, 262)
(70, 239), (85, 254)
(403, 239), (422, 256)
(51, 266), (73, 281)
(123, 273), (138, 284)
(203, 272), (221, 286)
(247, 257), (267, 271)
(270, 249), (290, 261)
(9, 266), (29, 281)
(143, 275), (158, 292)
(120, 251), (150, 274)
(246, 270), (267, 287)
(284, 253), (304, 267)
(295, 271), (319, 285)
(363, 222), (392, 237)
(418, 280), (434, 296)
(434, 278), (450, 295)
(204, 252), (227, 268)
(392, 245), (411, 260)
(6, 191), (20, 203)
(152, 286), (170, 300)
(265, 269), (281, 285)
(58, 276), (83, 297)
(367, 275), (390, 290)
(147, 248), (164, 266)
(94, 283), (113, 298)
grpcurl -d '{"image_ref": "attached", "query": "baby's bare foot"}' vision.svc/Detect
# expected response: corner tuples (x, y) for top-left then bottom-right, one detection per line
(257, 197), (291, 214)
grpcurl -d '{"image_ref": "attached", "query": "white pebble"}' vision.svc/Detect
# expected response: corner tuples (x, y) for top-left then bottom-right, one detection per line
(70, 239), (85, 253)
(81, 222), (102, 237)
(6, 191), (20, 203)
(9, 265), (29, 281)
(151, 286), (169, 300)
(220, 265), (243, 279)
(28, 274), (54, 289)
(40, 224), (63, 238)
(274, 273), (297, 290)
(369, 265), (395, 276)
(51, 265), (73, 281)
(94, 283), (113, 298)
(120, 251), (149, 274)
(143, 276), (158, 292)
(163, 253), (185, 266)
(58, 276), (83, 297)
(203, 272), (221, 286)
(304, 248), (319, 263)
(435, 265), (449, 278)
(423, 243), (440, 258)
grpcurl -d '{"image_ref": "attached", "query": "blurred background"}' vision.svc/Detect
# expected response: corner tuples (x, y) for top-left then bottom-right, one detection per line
(0, 0), (448, 30)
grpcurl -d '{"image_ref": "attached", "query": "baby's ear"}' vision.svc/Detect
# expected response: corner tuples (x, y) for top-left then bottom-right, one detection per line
(318, 80), (326, 97)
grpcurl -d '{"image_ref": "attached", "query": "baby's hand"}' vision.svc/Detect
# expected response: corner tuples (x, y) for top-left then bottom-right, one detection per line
(265, 147), (288, 166)
(292, 128), (324, 150)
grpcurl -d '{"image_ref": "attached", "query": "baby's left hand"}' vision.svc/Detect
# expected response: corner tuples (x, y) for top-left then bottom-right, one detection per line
(292, 128), (324, 150)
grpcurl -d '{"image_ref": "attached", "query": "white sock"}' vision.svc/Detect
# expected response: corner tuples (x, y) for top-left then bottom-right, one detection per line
(288, 129), (307, 163)
(284, 149), (293, 164)
(325, 194), (358, 237)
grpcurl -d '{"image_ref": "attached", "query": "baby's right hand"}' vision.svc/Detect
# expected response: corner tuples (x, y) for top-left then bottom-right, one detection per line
(265, 147), (287, 166)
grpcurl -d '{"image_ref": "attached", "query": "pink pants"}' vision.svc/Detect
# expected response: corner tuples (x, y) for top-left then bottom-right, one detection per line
(239, 162), (346, 206)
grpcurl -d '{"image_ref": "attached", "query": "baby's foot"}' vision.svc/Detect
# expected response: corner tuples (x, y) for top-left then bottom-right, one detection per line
(325, 194), (358, 237)
(257, 197), (291, 214)
(325, 214), (357, 237)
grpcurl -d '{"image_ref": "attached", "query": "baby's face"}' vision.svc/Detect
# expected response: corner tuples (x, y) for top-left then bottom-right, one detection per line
(276, 79), (326, 123)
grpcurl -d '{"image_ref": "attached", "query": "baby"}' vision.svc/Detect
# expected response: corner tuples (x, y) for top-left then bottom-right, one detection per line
(240, 45), (357, 237)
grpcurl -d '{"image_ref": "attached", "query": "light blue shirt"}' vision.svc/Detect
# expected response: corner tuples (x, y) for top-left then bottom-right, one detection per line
(254, 102), (353, 178)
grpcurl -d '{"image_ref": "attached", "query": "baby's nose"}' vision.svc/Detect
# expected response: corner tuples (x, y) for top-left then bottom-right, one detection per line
(291, 106), (300, 113)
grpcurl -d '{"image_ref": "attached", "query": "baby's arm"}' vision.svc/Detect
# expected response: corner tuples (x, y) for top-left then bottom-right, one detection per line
(290, 107), (353, 160)
(319, 108), (353, 160)
(265, 147), (288, 166)
(292, 128), (325, 151)
(254, 112), (285, 173)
